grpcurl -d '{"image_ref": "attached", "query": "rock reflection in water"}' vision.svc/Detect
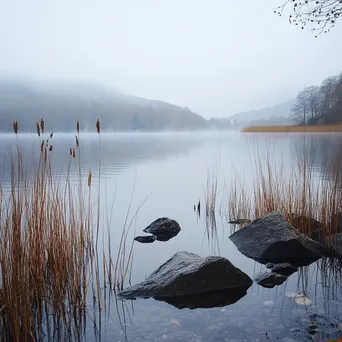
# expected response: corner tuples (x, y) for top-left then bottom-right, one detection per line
(154, 285), (251, 310)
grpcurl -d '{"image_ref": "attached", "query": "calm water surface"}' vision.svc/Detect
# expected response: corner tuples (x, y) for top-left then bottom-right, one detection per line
(1, 131), (342, 342)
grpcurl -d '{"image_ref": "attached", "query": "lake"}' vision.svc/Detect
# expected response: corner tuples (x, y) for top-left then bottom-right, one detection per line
(1, 131), (342, 342)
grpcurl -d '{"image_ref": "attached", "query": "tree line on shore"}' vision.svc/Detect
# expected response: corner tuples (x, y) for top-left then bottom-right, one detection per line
(291, 72), (342, 125)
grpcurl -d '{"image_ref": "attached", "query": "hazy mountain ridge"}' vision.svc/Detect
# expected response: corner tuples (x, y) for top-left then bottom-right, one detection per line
(0, 79), (296, 132)
(228, 99), (295, 126)
(0, 79), (207, 132)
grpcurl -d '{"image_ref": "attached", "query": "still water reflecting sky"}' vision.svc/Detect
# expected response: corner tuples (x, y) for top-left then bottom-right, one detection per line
(1, 132), (342, 342)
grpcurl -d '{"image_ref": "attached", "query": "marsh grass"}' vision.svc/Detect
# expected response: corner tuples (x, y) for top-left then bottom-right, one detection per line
(203, 150), (223, 230)
(0, 119), (100, 341)
(0, 119), (135, 341)
(204, 167), (218, 224)
(228, 179), (252, 228)
(228, 139), (342, 240)
(241, 124), (342, 133)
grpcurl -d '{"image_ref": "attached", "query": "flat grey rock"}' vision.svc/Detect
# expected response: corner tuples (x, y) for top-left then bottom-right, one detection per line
(118, 251), (253, 299)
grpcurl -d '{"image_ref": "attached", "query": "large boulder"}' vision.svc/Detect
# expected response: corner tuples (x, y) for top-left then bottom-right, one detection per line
(229, 211), (327, 267)
(143, 217), (181, 241)
(118, 251), (253, 299)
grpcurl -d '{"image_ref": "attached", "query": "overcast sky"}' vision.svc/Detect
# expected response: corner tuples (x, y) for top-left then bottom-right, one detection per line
(0, 0), (341, 118)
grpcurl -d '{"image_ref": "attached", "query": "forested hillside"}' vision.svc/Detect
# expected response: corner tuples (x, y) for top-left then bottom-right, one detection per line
(0, 79), (207, 132)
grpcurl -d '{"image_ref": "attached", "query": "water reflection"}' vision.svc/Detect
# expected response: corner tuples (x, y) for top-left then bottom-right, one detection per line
(1, 132), (342, 341)
(154, 285), (251, 310)
(109, 257), (342, 342)
(291, 133), (342, 179)
(0, 133), (205, 186)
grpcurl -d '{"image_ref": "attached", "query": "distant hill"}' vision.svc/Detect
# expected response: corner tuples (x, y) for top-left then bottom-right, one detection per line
(0, 77), (298, 132)
(228, 99), (295, 127)
(0, 79), (207, 133)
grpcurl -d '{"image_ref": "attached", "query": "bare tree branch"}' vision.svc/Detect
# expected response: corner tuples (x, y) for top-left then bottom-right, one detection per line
(275, 0), (342, 36)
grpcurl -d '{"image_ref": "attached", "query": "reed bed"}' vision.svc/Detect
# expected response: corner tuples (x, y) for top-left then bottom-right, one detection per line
(241, 124), (342, 133)
(228, 140), (342, 240)
(0, 119), (131, 341)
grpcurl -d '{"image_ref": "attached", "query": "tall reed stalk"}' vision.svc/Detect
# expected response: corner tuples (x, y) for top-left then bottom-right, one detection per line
(0, 119), (104, 341)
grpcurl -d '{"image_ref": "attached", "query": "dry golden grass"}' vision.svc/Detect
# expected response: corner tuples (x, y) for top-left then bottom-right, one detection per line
(0, 119), (98, 341)
(241, 124), (342, 133)
(0, 118), (134, 341)
(228, 140), (342, 240)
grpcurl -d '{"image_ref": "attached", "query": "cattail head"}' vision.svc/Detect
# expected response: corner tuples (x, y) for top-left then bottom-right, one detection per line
(76, 120), (80, 134)
(50, 132), (53, 139)
(75, 136), (79, 149)
(49, 145), (53, 152)
(40, 140), (44, 153)
(72, 148), (76, 158)
(36, 122), (41, 137)
(88, 170), (92, 187)
(40, 118), (45, 134)
(13, 120), (18, 134)
(96, 119), (100, 134)
(69, 148), (72, 156)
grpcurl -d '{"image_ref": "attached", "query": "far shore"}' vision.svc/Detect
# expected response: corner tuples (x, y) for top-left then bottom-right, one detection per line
(241, 124), (342, 133)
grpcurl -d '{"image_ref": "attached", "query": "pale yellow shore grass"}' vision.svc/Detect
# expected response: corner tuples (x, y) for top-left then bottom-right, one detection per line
(241, 124), (342, 133)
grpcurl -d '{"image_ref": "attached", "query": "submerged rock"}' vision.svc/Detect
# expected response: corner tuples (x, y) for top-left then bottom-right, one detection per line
(118, 251), (253, 299)
(270, 263), (298, 276)
(134, 235), (156, 243)
(295, 296), (312, 306)
(229, 211), (327, 267)
(143, 217), (181, 241)
(256, 272), (287, 288)
(254, 272), (287, 289)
